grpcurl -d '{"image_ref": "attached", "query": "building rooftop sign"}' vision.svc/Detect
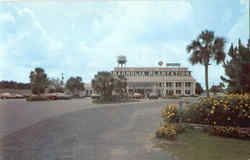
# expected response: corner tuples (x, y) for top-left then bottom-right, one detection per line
(166, 63), (181, 67)
(114, 67), (188, 71)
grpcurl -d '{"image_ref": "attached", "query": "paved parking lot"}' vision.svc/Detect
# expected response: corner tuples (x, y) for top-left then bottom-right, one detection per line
(0, 97), (198, 160)
(0, 98), (93, 138)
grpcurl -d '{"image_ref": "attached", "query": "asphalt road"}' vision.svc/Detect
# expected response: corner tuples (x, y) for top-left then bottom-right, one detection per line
(0, 98), (93, 138)
(0, 98), (198, 160)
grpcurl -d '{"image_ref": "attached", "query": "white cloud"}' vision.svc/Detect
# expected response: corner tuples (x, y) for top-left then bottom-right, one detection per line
(227, 7), (249, 44)
(0, 1), (243, 86)
(17, 7), (63, 50)
(0, 13), (15, 23)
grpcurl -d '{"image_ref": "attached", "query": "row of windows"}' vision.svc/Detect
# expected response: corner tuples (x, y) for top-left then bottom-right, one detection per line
(166, 90), (191, 95)
(112, 71), (191, 77)
(160, 82), (192, 87)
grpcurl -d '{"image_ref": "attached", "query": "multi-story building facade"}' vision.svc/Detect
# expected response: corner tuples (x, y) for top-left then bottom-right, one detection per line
(111, 66), (196, 97)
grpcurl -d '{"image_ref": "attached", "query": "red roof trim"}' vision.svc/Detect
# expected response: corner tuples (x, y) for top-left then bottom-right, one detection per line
(114, 67), (189, 71)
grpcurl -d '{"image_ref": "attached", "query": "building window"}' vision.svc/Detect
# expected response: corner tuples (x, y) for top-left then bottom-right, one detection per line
(176, 90), (181, 94)
(167, 90), (174, 95)
(185, 90), (191, 95)
(166, 82), (172, 87)
(185, 82), (191, 87)
(176, 82), (182, 87)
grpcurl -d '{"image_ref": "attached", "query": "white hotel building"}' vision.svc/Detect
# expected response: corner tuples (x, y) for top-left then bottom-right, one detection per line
(111, 65), (196, 97)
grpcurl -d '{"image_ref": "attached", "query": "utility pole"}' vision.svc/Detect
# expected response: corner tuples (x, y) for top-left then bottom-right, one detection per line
(61, 73), (64, 86)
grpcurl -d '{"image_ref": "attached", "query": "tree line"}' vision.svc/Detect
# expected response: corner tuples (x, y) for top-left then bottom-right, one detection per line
(29, 67), (85, 95)
(0, 81), (31, 90)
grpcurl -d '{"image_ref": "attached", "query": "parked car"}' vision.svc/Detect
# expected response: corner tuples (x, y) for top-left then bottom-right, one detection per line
(133, 93), (144, 99)
(148, 93), (159, 99)
(14, 94), (25, 99)
(91, 93), (101, 99)
(45, 93), (59, 100)
(55, 93), (72, 100)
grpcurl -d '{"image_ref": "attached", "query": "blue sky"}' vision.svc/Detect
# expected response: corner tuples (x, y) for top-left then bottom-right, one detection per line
(0, 0), (249, 88)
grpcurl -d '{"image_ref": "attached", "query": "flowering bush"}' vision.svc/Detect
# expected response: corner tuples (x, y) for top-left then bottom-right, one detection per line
(199, 94), (250, 127)
(155, 123), (178, 140)
(161, 104), (179, 123)
(210, 126), (250, 139)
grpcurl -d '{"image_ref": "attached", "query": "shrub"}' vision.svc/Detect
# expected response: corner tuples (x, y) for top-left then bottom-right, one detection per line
(161, 104), (179, 123)
(155, 123), (177, 140)
(26, 95), (49, 101)
(210, 126), (250, 139)
(200, 94), (250, 127)
(155, 123), (193, 140)
(183, 103), (209, 124)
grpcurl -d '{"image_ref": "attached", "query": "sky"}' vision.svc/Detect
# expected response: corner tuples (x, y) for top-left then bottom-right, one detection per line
(0, 0), (249, 88)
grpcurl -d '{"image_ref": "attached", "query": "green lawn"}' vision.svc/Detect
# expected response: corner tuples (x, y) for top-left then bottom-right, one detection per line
(155, 130), (250, 160)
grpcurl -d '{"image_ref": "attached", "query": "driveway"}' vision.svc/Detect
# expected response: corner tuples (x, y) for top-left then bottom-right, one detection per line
(0, 98), (198, 160)
(0, 98), (92, 138)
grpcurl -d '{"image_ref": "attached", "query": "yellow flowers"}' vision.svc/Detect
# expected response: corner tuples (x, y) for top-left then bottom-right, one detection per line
(224, 104), (229, 111)
(168, 104), (176, 111)
(155, 123), (178, 139)
(197, 94), (249, 127)
(161, 104), (178, 123)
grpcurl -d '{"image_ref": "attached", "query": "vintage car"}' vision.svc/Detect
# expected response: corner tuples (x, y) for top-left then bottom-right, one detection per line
(133, 93), (144, 99)
(148, 93), (159, 99)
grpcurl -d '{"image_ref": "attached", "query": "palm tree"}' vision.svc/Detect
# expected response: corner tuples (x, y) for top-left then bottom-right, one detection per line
(92, 72), (115, 101)
(29, 67), (48, 95)
(186, 30), (226, 97)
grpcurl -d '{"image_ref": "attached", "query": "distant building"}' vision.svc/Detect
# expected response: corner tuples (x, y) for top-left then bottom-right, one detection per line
(111, 65), (196, 97)
(84, 83), (92, 96)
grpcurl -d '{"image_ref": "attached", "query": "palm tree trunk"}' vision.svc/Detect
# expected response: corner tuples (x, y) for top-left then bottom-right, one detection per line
(205, 64), (210, 97)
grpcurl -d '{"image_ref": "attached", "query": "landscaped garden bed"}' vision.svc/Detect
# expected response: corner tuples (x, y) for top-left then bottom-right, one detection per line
(154, 94), (250, 160)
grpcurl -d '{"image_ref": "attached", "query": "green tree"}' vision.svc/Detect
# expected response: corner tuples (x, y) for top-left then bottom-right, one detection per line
(91, 72), (115, 101)
(65, 76), (84, 96)
(47, 78), (64, 93)
(195, 82), (203, 95)
(186, 30), (226, 97)
(210, 85), (220, 95)
(29, 67), (48, 95)
(114, 75), (127, 98)
(92, 72), (128, 102)
(221, 39), (250, 94)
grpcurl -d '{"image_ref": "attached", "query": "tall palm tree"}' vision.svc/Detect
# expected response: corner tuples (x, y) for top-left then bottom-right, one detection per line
(29, 67), (48, 95)
(92, 72), (115, 100)
(186, 30), (226, 97)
